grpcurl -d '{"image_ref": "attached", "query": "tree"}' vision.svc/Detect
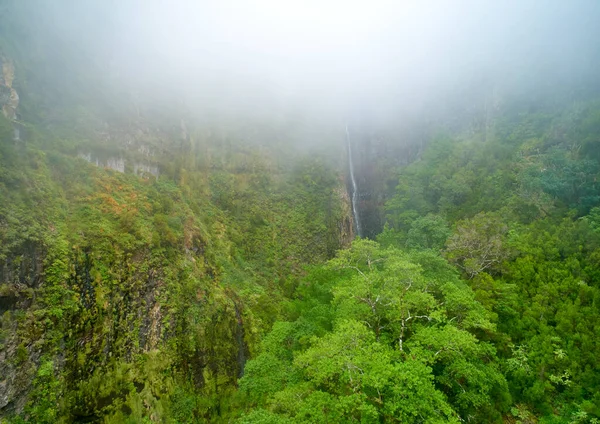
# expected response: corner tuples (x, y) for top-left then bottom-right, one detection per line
(445, 212), (510, 278)
(238, 240), (510, 422)
(405, 213), (451, 250)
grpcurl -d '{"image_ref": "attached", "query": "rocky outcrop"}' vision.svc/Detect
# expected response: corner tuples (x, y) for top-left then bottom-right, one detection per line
(0, 57), (19, 122)
(78, 152), (160, 177)
(0, 241), (45, 415)
(337, 180), (354, 248)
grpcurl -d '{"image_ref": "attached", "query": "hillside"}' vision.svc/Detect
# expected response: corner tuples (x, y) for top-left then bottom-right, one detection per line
(1, 1), (600, 423)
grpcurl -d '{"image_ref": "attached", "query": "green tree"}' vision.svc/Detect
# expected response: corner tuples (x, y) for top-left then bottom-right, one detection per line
(445, 212), (510, 278)
(238, 240), (510, 422)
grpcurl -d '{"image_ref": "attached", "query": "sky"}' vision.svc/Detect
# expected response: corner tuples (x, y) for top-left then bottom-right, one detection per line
(9, 0), (600, 123)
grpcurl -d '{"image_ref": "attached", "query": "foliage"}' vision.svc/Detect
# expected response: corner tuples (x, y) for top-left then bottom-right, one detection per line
(2, 6), (600, 423)
(382, 99), (600, 422)
(0, 91), (347, 422)
(444, 212), (510, 278)
(237, 240), (510, 423)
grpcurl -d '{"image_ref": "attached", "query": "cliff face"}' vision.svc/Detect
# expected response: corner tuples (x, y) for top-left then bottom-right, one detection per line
(0, 56), (19, 144)
(0, 2), (355, 417)
(346, 120), (427, 239)
(0, 58), (39, 414)
(337, 180), (354, 248)
(0, 50), (351, 422)
(0, 57), (18, 121)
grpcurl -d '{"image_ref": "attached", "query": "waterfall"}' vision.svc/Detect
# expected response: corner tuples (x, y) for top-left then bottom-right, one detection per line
(346, 124), (362, 237)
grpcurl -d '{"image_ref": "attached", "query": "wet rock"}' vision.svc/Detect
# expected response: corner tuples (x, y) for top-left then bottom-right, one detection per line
(0, 57), (19, 122)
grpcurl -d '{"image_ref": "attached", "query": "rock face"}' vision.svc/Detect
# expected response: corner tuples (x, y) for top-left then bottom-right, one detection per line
(0, 55), (34, 417)
(0, 242), (44, 415)
(338, 178), (355, 247)
(0, 57), (19, 121)
(78, 152), (160, 177)
(348, 119), (427, 239)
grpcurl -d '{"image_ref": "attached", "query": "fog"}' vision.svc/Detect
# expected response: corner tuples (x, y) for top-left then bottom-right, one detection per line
(7, 0), (600, 124)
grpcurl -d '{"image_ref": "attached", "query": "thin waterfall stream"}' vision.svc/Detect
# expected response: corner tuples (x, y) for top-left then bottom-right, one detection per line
(346, 124), (362, 237)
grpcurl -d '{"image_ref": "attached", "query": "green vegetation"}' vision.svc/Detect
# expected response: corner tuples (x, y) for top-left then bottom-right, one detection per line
(237, 240), (509, 423)
(376, 100), (600, 422)
(0, 112), (348, 422)
(3, 76), (600, 423)
(233, 99), (600, 423)
(2, 3), (600, 423)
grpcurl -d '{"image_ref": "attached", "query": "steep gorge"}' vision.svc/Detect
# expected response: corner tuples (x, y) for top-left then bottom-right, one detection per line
(2, 2), (600, 423)
(0, 44), (353, 421)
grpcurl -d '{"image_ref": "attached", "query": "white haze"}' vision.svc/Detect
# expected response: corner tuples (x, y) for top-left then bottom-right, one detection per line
(25, 0), (600, 122)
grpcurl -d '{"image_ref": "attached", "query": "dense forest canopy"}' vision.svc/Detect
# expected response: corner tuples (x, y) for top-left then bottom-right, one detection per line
(1, 1), (600, 423)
